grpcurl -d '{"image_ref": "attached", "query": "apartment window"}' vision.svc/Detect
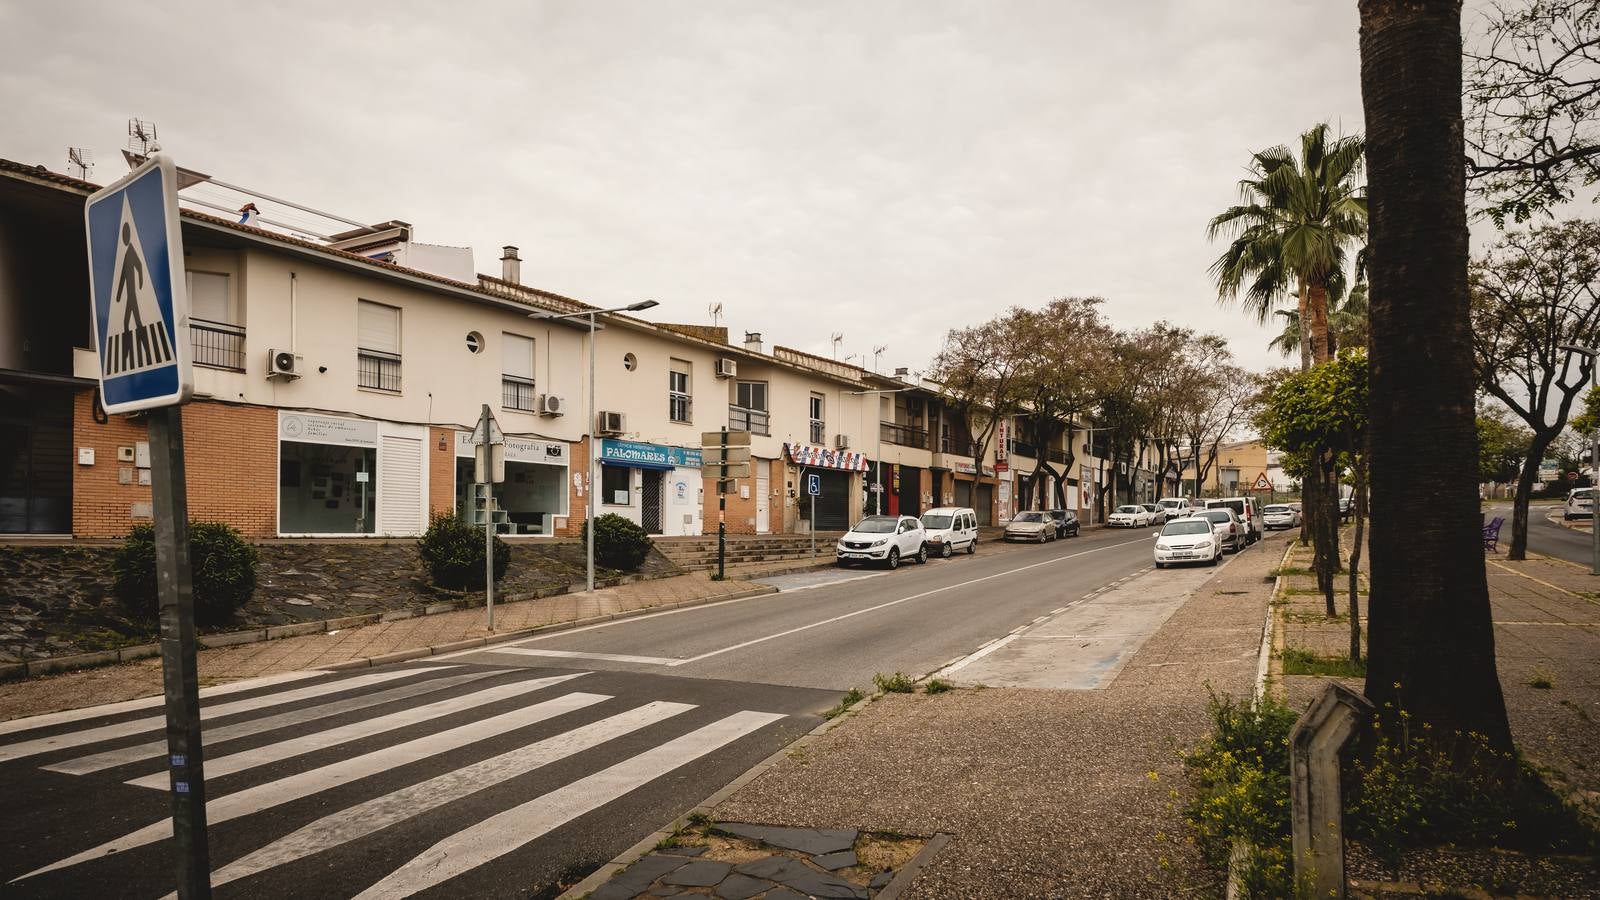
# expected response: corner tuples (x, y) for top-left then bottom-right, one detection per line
(669, 359), (692, 423)
(731, 380), (769, 435)
(601, 465), (632, 505)
(502, 333), (536, 411)
(809, 393), (826, 445)
(356, 300), (402, 392)
(187, 271), (245, 371)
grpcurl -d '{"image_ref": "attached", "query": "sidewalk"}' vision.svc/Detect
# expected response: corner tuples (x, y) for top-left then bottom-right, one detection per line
(706, 536), (1284, 897)
(0, 572), (762, 723)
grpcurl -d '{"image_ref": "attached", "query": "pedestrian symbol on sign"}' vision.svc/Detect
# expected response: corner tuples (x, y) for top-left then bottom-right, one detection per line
(105, 198), (175, 377)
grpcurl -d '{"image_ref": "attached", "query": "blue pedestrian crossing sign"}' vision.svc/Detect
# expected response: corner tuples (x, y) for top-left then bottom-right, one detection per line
(806, 473), (821, 497)
(84, 152), (192, 414)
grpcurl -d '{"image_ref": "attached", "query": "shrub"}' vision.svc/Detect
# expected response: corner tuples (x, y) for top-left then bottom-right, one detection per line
(873, 671), (915, 694)
(1182, 691), (1301, 899)
(580, 513), (653, 571)
(924, 678), (952, 694)
(418, 513), (509, 590)
(113, 521), (259, 627)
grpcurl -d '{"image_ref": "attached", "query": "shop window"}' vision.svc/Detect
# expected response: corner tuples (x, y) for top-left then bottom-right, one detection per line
(357, 300), (402, 392)
(279, 442), (377, 534)
(601, 465), (633, 505)
(454, 456), (568, 534)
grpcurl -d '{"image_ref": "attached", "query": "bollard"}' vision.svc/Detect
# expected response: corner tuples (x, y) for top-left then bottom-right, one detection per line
(1289, 681), (1373, 899)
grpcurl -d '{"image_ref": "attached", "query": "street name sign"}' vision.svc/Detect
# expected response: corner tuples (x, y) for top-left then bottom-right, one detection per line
(702, 430), (751, 446)
(85, 153), (192, 414)
(701, 446), (752, 466)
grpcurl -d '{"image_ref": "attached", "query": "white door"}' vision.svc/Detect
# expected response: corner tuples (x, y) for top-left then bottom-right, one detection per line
(756, 459), (771, 533)
(377, 434), (424, 535)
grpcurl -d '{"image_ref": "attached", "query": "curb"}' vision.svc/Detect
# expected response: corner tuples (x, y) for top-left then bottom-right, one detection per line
(0, 568), (684, 684)
(321, 584), (780, 671)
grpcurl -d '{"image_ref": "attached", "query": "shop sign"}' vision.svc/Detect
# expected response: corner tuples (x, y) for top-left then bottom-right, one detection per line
(600, 439), (702, 469)
(279, 412), (379, 447)
(783, 442), (869, 472)
(996, 420), (1009, 464)
(953, 461), (997, 477)
(454, 431), (567, 466)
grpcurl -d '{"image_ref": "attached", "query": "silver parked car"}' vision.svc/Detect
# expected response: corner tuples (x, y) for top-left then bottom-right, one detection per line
(1004, 510), (1057, 543)
(1194, 507), (1247, 553)
(1262, 503), (1301, 530)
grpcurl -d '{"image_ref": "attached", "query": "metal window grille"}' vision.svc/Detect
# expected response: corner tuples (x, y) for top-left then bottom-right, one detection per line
(190, 319), (245, 371)
(881, 421), (929, 449)
(809, 419), (826, 444)
(357, 349), (402, 392)
(729, 406), (770, 435)
(669, 393), (692, 423)
(502, 375), (537, 411)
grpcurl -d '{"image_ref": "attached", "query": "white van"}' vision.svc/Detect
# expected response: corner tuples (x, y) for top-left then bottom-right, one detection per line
(1565, 487), (1595, 520)
(1206, 496), (1264, 544)
(921, 507), (978, 558)
(1156, 497), (1193, 520)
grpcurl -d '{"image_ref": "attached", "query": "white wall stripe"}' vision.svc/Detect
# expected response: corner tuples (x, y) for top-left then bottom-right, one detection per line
(203, 701), (696, 891)
(0, 667), (458, 764)
(354, 710), (785, 899)
(46, 670), (498, 776)
(11, 679), (599, 884)
(0, 670), (328, 738)
(125, 673), (579, 789)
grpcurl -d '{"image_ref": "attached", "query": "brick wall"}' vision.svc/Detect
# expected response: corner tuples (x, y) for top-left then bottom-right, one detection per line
(427, 427), (455, 519)
(557, 437), (588, 538)
(72, 392), (277, 538)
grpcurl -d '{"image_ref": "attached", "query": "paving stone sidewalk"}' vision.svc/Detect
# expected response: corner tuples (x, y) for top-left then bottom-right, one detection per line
(0, 572), (761, 723)
(710, 537), (1286, 898)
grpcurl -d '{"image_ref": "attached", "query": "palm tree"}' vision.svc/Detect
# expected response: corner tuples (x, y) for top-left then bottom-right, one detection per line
(1208, 124), (1368, 370)
(1359, 0), (1514, 756)
(1268, 282), (1369, 359)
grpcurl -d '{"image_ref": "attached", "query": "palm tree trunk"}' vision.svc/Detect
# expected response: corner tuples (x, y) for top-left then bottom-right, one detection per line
(1297, 279), (1312, 372)
(1359, 0), (1514, 756)
(1307, 281), (1334, 365)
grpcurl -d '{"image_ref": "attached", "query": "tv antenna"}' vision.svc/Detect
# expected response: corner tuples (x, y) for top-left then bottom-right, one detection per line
(708, 302), (723, 327)
(66, 147), (94, 180)
(127, 118), (158, 155)
(830, 332), (844, 358)
(844, 352), (862, 365)
(872, 345), (887, 372)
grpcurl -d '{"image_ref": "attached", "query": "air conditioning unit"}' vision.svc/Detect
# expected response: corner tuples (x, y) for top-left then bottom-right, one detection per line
(538, 394), (566, 417)
(835, 433), (850, 450)
(715, 358), (738, 378)
(267, 349), (301, 380)
(597, 410), (626, 434)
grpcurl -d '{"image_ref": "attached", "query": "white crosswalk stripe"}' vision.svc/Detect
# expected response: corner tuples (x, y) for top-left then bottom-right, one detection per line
(355, 710), (786, 899)
(0, 666), (457, 764)
(0, 670), (327, 738)
(45, 670), (498, 776)
(13, 680), (603, 883)
(202, 700), (698, 890)
(124, 673), (585, 789)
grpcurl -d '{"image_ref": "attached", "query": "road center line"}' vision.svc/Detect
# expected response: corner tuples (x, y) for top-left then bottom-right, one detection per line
(664, 536), (1154, 667)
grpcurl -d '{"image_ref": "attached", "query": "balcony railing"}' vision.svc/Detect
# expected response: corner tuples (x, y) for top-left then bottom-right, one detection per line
(190, 319), (245, 371)
(881, 421), (929, 449)
(1047, 447), (1070, 464)
(939, 434), (978, 457)
(357, 350), (402, 393)
(809, 420), (826, 445)
(1009, 440), (1040, 459)
(502, 375), (537, 412)
(729, 405), (770, 435)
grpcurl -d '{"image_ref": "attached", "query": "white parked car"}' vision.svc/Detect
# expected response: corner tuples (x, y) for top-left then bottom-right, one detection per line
(1566, 487), (1595, 520)
(1107, 504), (1155, 528)
(1193, 507), (1247, 553)
(1156, 497), (1194, 520)
(1003, 510), (1057, 543)
(1262, 503), (1302, 530)
(1153, 517), (1223, 568)
(837, 515), (928, 568)
(921, 507), (978, 557)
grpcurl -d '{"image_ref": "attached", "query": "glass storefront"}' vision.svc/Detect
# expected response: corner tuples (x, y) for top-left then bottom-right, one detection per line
(454, 433), (569, 535)
(279, 441), (377, 534)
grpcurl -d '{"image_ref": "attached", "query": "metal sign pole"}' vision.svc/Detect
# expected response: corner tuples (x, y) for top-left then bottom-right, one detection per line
(718, 427), (728, 580)
(148, 404), (211, 899)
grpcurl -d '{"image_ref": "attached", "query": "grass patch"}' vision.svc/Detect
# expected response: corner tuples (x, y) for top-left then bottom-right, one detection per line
(923, 678), (952, 694)
(1285, 611), (1350, 624)
(1268, 566), (1313, 577)
(1529, 667), (1555, 690)
(686, 811), (711, 828)
(821, 687), (864, 720)
(872, 671), (915, 694)
(1281, 647), (1367, 678)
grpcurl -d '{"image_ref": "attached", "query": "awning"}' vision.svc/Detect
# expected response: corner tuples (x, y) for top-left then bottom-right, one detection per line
(784, 442), (869, 472)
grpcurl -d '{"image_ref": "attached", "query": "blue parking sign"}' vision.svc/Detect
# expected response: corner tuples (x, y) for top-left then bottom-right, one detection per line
(807, 473), (821, 497)
(84, 153), (192, 413)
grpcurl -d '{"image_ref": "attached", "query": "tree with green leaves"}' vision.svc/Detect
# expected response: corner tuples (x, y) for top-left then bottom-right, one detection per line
(1478, 410), (1534, 486)
(1013, 297), (1115, 509)
(1471, 218), (1600, 558)
(933, 307), (1047, 494)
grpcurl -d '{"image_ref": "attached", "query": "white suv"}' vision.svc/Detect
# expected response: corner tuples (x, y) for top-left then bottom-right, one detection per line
(837, 515), (928, 568)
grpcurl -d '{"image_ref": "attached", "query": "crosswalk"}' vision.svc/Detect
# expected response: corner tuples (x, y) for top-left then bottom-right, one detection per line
(1, 663), (794, 898)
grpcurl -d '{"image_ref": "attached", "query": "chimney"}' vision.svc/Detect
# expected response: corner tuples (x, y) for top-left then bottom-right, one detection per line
(894, 366), (910, 379)
(743, 331), (763, 353)
(500, 245), (521, 284)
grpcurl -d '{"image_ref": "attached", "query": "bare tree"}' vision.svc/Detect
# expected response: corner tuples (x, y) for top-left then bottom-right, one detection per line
(1472, 219), (1600, 558)
(934, 309), (1044, 493)
(1014, 298), (1115, 509)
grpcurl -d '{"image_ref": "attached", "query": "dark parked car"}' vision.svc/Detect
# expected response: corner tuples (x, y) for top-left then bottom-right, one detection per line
(1046, 508), (1080, 538)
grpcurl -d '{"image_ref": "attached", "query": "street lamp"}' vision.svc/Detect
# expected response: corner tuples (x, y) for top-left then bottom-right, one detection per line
(531, 299), (660, 592)
(1559, 343), (1599, 575)
(847, 386), (913, 515)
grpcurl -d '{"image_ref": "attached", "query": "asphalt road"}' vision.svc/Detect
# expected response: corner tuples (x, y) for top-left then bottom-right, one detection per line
(0, 522), (1247, 899)
(1486, 502), (1593, 565)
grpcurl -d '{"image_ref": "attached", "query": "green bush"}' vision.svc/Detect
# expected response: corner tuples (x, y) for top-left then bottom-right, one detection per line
(872, 671), (915, 694)
(113, 521), (259, 627)
(418, 513), (509, 590)
(1182, 691), (1302, 899)
(580, 513), (653, 571)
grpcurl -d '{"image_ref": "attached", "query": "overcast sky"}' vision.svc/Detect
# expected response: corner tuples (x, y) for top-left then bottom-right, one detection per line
(3, 1), (1428, 375)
